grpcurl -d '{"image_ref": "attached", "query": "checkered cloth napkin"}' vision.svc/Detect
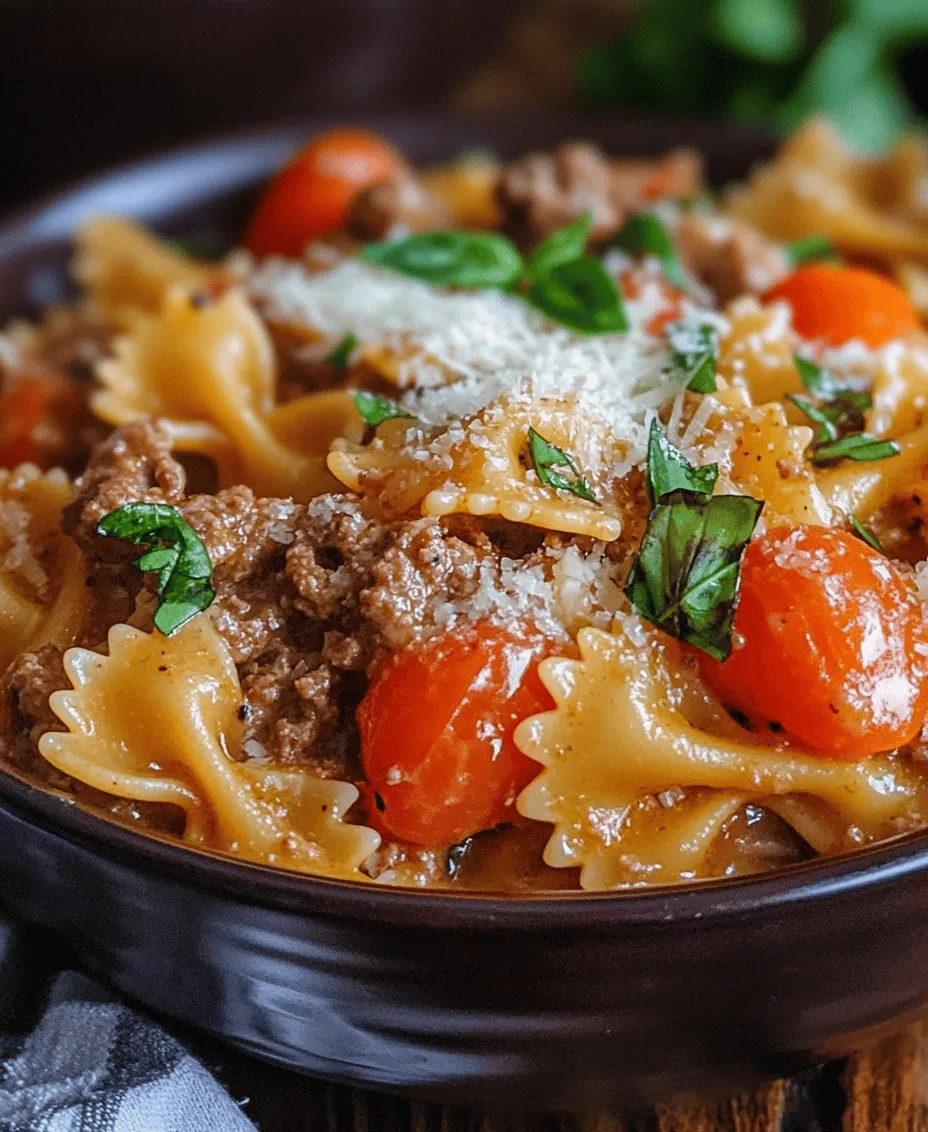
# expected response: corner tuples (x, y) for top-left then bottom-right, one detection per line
(0, 917), (256, 1132)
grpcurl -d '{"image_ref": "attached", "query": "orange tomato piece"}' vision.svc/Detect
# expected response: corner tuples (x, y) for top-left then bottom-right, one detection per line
(699, 525), (928, 759)
(357, 622), (555, 846)
(619, 267), (685, 335)
(0, 379), (52, 468)
(244, 128), (404, 257)
(763, 263), (920, 347)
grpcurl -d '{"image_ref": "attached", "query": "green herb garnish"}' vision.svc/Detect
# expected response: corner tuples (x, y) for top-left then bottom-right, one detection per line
(646, 418), (718, 502)
(785, 235), (836, 267)
(528, 212), (593, 278)
(624, 427), (762, 661)
(526, 256), (629, 335)
(527, 427), (597, 502)
(666, 321), (718, 393)
(788, 354), (889, 465)
(610, 212), (688, 290)
(793, 354), (837, 399)
(353, 392), (414, 428)
(849, 515), (883, 552)
(361, 231), (525, 289)
(97, 504), (215, 636)
(811, 434), (900, 465)
(325, 333), (358, 370)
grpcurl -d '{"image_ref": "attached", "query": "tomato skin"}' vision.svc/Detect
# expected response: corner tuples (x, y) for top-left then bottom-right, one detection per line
(699, 525), (928, 759)
(763, 264), (920, 347)
(0, 380), (52, 468)
(358, 623), (555, 846)
(245, 128), (403, 256)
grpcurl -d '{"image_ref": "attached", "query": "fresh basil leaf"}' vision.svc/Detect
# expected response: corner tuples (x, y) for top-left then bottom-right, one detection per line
(786, 394), (840, 444)
(666, 321), (718, 393)
(611, 212), (689, 290)
(361, 231), (525, 289)
(325, 333), (358, 370)
(785, 234), (836, 266)
(646, 418), (718, 502)
(624, 490), (764, 661)
(353, 392), (414, 428)
(811, 433), (900, 465)
(849, 515), (883, 552)
(794, 354), (837, 398)
(97, 503), (215, 636)
(528, 427), (597, 502)
(527, 256), (629, 334)
(529, 212), (593, 278)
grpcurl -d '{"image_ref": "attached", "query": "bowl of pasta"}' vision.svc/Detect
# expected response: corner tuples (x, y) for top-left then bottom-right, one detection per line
(3, 110), (928, 1108)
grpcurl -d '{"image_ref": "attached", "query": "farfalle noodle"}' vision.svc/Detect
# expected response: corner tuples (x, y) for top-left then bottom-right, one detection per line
(95, 286), (358, 500)
(515, 624), (928, 890)
(39, 615), (379, 877)
(328, 394), (624, 540)
(0, 465), (86, 675)
(74, 216), (218, 320)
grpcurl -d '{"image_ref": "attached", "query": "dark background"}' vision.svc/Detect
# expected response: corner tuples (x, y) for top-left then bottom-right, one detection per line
(3, 0), (928, 213)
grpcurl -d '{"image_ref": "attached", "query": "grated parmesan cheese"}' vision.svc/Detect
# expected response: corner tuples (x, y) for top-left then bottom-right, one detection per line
(249, 258), (721, 463)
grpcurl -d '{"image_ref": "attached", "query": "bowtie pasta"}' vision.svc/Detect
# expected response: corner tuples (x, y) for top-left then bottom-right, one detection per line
(4, 121), (928, 892)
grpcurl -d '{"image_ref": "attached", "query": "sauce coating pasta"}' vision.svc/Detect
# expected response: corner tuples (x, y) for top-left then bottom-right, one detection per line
(4, 122), (928, 892)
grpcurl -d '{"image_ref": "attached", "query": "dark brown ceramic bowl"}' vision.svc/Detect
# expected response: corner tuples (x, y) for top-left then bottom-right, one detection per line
(1, 114), (928, 1112)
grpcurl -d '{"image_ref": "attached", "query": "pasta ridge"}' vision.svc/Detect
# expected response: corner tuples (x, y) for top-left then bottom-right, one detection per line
(514, 622), (928, 888)
(38, 616), (380, 877)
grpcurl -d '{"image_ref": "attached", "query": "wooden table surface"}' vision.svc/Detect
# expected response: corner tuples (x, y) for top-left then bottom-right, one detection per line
(185, 1018), (928, 1132)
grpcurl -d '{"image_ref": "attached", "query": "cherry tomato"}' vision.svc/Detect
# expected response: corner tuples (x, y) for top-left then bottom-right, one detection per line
(358, 623), (555, 846)
(0, 379), (52, 467)
(244, 128), (403, 257)
(699, 525), (928, 759)
(763, 264), (920, 347)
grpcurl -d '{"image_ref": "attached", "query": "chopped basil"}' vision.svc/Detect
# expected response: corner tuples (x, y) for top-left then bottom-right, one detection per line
(325, 333), (358, 370)
(849, 515), (883, 552)
(793, 354), (837, 399)
(526, 255), (629, 335)
(528, 212), (593, 278)
(97, 503), (215, 636)
(361, 231), (525, 289)
(666, 321), (718, 393)
(353, 392), (414, 428)
(625, 428), (762, 661)
(527, 427), (597, 502)
(625, 491), (763, 661)
(785, 235), (836, 267)
(811, 433), (900, 465)
(646, 418), (719, 502)
(789, 353), (879, 461)
(610, 212), (689, 290)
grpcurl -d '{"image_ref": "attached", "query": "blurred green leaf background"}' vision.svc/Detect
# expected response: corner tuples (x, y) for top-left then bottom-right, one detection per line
(576, 0), (928, 151)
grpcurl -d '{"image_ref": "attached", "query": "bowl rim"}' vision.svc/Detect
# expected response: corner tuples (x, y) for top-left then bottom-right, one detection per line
(3, 110), (927, 928)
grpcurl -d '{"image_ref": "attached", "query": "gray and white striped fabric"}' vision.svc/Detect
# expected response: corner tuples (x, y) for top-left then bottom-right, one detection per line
(0, 920), (255, 1132)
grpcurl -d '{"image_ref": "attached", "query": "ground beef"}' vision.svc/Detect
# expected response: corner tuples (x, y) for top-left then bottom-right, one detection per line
(64, 419), (187, 548)
(497, 141), (702, 246)
(348, 174), (451, 240)
(362, 518), (482, 649)
(675, 212), (789, 303)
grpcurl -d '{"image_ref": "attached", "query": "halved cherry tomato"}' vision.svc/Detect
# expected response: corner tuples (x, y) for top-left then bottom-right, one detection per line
(0, 379), (52, 467)
(763, 263), (920, 347)
(358, 622), (556, 846)
(699, 525), (928, 759)
(244, 128), (404, 257)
